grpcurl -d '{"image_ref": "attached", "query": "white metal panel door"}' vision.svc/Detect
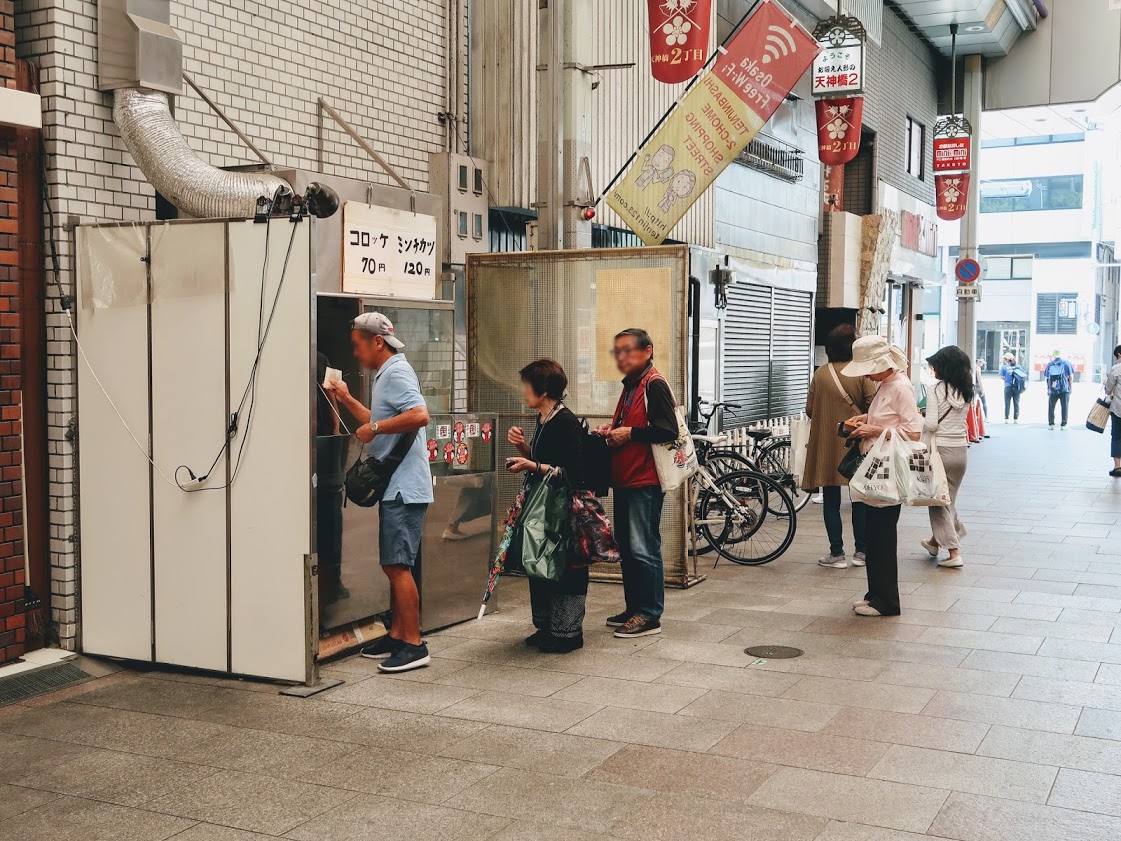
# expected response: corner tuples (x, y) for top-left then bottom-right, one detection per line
(76, 225), (153, 661)
(227, 220), (313, 682)
(150, 222), (229, 671)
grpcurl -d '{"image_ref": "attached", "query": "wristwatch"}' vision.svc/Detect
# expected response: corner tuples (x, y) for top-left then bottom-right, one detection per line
(371, 422), (380, 435)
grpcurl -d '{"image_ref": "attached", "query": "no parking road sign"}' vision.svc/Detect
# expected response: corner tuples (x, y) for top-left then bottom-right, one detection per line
(955, 258), (981, 284)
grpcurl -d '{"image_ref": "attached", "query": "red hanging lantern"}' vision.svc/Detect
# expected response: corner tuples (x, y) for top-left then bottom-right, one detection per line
(815, 97), (863, 166)
(936, 173), (970, 221)
(647, 0), (711, 84)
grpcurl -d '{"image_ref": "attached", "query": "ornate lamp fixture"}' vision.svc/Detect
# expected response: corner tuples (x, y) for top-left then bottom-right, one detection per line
(812, 5), (866, 168)
(934, 24), (972, 221)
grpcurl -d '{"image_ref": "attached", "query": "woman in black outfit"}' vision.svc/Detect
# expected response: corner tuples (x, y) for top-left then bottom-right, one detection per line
(507, 358), (589, 653)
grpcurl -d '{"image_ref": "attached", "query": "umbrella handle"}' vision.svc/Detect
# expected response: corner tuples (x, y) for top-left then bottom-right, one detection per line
(477, 603), (487, 621)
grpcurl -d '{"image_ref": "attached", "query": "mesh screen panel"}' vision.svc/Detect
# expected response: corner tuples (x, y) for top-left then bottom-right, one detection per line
(467, 247), (693, 584)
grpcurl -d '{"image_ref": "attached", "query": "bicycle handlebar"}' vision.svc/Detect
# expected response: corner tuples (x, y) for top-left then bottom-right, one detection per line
(695, 400), (743, 420)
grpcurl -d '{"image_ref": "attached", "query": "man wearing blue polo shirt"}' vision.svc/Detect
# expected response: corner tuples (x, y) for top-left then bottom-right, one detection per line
(328, 312), (433, 672)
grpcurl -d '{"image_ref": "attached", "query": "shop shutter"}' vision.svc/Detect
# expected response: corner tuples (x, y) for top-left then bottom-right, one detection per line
(771, 288), (814, 418)
(721, 283), (813, 427)
(722, 282), (772, 424)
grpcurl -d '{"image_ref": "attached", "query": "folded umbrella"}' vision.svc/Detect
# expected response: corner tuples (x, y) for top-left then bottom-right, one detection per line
(477, 479), (529, 619)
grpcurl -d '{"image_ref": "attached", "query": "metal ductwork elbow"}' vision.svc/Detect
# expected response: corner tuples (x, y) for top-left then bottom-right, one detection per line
(98, 1), (289, 219)
(113, 88), (289, 219)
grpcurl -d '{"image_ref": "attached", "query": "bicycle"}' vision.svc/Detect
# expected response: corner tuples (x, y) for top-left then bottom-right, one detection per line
(687, 409), (797, 566)
(691, 400), (811, 513)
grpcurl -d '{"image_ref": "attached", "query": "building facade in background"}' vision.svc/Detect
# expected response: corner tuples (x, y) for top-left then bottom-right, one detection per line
(942, 129), (1121, 382)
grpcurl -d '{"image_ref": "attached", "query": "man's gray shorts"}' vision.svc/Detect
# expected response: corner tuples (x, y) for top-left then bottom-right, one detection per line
(379, 496), (428, 567)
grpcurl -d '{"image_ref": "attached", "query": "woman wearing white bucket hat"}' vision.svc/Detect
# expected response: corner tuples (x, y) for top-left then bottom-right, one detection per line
(842, 336), (923, 617)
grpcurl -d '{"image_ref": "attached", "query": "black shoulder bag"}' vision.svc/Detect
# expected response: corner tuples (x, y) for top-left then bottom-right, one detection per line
(344, 431), (420, 507)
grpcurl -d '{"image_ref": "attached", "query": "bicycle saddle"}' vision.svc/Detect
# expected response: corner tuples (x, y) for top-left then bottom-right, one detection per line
(745, 429), (772, 440)
(690, 433), (727, 445)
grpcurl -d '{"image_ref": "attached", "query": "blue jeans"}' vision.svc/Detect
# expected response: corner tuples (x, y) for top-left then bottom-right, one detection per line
(614, 486), (665, 620)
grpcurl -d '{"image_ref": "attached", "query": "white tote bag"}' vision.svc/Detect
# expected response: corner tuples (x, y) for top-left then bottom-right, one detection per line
(849, 428), (902, 506)
(903, 436), (950, 507)
(789, 415), (811, 484)
(643, 377), (697, 492)
(650, 405), (698, 491)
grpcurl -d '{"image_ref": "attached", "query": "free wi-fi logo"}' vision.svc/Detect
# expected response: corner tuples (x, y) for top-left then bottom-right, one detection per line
(761, 25), (797, 64)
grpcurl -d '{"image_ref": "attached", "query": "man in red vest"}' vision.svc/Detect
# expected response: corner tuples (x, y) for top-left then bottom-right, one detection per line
(595, 328), (678, 638)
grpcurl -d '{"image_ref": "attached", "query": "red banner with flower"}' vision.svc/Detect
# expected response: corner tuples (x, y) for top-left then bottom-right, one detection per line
(936, 173), (970, 221)
(648, 0), (711, 84)
(815, 96), (863, 166)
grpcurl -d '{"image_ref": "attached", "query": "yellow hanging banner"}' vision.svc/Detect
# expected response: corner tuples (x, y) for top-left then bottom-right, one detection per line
(608, 1), (819, 245)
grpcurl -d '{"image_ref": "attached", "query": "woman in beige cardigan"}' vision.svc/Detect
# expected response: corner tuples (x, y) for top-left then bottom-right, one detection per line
(802, 325), (877, 569)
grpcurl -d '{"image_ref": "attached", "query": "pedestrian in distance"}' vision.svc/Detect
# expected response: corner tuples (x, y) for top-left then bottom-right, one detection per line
(506, 359), (593, 653)
(1104, 345), (1121, 478)
(921, 346), (974, 570)
(974, 357), (988, 419)
(842, 336), (923, 618)
(998, 353), (1027, 423)
(1045, 349), (1075, 430)
(593, 328), (678, 639)
(802, 324), (877, 570)
(326, 313), (433, 673)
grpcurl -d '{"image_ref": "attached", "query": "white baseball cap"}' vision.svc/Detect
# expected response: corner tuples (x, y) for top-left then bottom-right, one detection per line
(352, 311), (405, 349)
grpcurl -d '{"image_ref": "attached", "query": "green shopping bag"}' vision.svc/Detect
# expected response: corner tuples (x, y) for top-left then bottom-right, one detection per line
(517, 472), (570, 581)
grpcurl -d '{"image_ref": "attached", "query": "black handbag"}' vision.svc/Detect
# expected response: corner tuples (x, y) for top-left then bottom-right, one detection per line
(838, 440), (864, 481)
(344, 431), (419, 507)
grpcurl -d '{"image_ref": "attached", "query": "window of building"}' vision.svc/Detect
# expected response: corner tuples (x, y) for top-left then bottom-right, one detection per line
(979, 175), (1084, 213)
(980, 133), (1084, 148)
(472, 212), (483, 240)
(457, 210), (468, 237)
(457, 164), (469, 192)
(984, 256), (1033, 280)
(473, 168), (484, 195)
(905, 116), (925, 179)
(1036, 292), (1079, 335)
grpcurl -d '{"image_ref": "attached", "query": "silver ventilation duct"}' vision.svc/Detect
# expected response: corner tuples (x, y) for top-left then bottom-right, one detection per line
(99, 1), (290, 219)
(113, 88), (289, 219)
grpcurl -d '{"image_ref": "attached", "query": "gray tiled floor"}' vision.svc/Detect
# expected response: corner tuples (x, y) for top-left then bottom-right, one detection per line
(4, 423), (1121, 838)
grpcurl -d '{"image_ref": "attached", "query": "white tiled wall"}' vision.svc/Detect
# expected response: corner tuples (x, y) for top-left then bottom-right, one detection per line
(15, 0), (464, 648)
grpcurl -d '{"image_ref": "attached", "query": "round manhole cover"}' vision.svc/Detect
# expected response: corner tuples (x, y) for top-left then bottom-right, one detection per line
(744, 645), (804, 659)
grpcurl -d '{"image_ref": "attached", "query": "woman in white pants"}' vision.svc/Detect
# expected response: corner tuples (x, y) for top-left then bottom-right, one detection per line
(921, 346), (974, 569)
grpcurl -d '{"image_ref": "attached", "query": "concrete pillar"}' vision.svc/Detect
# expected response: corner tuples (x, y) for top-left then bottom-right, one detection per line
(956, 54), (983, 357)
(535, 0), (593, 250)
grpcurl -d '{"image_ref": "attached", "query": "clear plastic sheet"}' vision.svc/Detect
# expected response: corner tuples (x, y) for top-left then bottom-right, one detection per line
(149, 221), (225, 300)
(79, 223), (147, 310)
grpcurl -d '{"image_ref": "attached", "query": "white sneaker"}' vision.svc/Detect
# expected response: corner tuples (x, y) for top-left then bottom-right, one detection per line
(938, 555), (964, 569)
(852, 599), (869, 608)
(854, 604), (884, 616)
(920, 539), (939, 557)
(812, 493), (824, 504)
(818, 554), (848, 569)
(851, 552), (866, 567)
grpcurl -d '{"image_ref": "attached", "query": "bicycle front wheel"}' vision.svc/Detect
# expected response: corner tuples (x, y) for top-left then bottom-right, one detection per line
(697, 470), (797, 565)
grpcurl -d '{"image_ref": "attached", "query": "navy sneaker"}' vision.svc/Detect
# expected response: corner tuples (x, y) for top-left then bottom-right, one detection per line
(378, 642), (431, 673)
(605, 612), (630, 628)
(359, 634), (404, 660)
